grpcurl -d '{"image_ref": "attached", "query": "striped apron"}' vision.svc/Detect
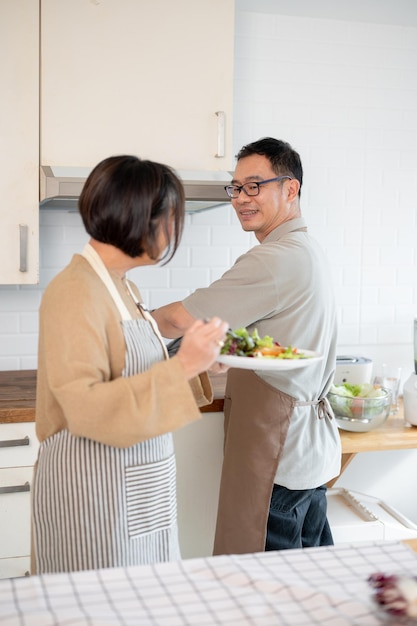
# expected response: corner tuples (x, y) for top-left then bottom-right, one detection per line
(32, 245), (180, 573)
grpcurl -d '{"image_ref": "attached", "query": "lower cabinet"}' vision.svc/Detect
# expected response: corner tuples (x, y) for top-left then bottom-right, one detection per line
(0, 423), (39, 579)
(173, 411), (224, 559)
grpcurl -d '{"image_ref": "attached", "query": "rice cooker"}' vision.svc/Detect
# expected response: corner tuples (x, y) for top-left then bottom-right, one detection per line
(334, 356), (373, 385)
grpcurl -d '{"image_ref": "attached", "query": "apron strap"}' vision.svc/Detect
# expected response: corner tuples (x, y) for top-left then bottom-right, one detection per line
(125, 281), (169, 360)
(81, 243), (169, 360)
(294, 396), (334, 420)
(81, 243), (133, 320)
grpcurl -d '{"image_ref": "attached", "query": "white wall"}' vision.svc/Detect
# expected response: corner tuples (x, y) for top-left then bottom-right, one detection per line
(1, 2), (417, 525)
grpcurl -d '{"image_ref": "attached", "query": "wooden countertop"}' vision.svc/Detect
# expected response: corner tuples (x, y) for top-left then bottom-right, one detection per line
(0, 369), (37, 423)
(0, 369), (226, 423)
(1, 370), (417, 456)
(341, 400), (417, 453)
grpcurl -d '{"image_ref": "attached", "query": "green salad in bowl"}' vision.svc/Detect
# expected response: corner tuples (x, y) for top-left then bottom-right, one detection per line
(327, 383), (392, 432)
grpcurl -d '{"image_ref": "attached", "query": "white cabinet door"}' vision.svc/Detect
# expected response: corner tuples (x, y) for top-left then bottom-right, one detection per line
(0, 467), (33, 561)
(41, 0), (234, 171)
(0, 422), (39, 469)
(0, 422), (38, 578)
(0, 557), (30, 580)
(0, 0), (39, 284)
(173, 411), (224, 558)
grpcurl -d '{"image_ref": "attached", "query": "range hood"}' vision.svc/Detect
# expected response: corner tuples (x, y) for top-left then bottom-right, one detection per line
(40, 166), (232, 213)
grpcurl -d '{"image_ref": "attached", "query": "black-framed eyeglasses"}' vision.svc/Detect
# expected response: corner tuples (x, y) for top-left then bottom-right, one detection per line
(224, 176), (292, 199)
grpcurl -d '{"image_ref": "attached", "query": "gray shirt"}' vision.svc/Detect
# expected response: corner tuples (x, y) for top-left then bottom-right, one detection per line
(183, 217), (341, 488)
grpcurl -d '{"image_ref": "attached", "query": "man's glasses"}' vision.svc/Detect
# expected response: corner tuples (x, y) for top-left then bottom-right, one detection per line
(224, 176), (292, 199)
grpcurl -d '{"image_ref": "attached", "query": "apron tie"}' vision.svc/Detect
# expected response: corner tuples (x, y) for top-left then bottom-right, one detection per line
(294, 396), (334, 420)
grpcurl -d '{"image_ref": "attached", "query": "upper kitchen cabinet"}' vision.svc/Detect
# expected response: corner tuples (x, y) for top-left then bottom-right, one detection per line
(0, 0), (39, 284)
(41, 0), (235, 172)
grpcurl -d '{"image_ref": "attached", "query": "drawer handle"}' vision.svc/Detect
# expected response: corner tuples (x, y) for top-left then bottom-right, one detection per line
(19, 224), (29, 272)
(0, 482), (30, 495)
(215, 110), (225, 158)
(0, 436), (30, 448)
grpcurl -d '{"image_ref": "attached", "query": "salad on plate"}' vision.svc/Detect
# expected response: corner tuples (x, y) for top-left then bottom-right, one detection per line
(220, 327), (310, 360)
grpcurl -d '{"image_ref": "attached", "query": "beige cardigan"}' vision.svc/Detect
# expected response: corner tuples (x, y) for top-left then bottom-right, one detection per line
(36, 254), (212, 447)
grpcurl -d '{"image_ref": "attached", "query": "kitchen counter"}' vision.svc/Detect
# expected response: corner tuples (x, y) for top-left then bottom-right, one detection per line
(0, 370), (37, 423)
(326, 399), (417, 487)
(2, 370), (417, 464)
(0, 370), (226, 424)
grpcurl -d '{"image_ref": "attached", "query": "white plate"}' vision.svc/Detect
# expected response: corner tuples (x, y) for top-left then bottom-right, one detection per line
(216, 349), (323, 371)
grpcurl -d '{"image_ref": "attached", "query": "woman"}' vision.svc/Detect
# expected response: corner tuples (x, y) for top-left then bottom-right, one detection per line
(32, 155), (228, 574)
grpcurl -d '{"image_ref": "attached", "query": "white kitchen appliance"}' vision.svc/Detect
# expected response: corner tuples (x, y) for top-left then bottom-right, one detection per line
(334, 355), (373, 385)
(402, 317), (417, 425)
(327, 488), (417, 543)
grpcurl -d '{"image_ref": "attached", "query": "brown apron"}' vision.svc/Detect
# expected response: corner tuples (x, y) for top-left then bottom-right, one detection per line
(213, 368), (333, 555)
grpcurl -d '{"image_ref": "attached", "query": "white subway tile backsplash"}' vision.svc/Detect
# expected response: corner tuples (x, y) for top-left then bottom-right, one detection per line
(0, 334), (38, 357)
(0, 357), (21, 371)
(128, 267), (170, 289)
(160, 246), (190, 268)
(210, 226), (253, 247)
(341, 306), (360, 325)
(360, 287), (379, 306)
(341, 267), (362, 287)
(379, 286), (413, 306)
(42, 245), (80, 270)
(379, 247), (414, 267)
(169, 268), (211, 289)
(230, 246), (254, 265)
(189, 205), (232, 226)
(0, 312), (18, 331)
(334, 285), (361, 306)
(178, 225), (211, 247)
(0, 289), (41, 312)
(337, 326), (360, 345)
(20, 356), (38, 370)
(358, 325), (378, 345)
(361, 305), (395, 325)
(39, 225), (66, 245)
(20, 313), (39, 334)
(64, 226), (89, 246)
(147, 289), (191, 310)
(378, 323), (411, 344)
(361, 267), (396, 287)
(190, 247), (230, 268)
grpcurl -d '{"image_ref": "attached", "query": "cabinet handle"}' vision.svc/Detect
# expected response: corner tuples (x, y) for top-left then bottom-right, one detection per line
(0, 436), (30, 448)
(215, 111), (225, 158)
(19, 224), (29, 272)
(0, 482), (30, 495)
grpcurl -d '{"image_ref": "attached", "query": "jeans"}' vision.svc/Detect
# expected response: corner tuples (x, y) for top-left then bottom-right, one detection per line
(265, 484), (333, 551)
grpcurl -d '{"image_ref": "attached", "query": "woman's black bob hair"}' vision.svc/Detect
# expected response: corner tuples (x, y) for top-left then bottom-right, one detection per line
(78, 155), (185, 264)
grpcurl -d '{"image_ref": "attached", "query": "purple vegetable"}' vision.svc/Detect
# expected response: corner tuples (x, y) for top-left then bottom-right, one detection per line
(368, 572), (417, 618)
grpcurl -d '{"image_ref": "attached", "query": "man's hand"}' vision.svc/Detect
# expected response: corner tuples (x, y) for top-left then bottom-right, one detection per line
(151, 301), (196, 338)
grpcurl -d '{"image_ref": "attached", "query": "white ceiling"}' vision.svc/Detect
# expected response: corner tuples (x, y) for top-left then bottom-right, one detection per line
(236, 0), (417, 27)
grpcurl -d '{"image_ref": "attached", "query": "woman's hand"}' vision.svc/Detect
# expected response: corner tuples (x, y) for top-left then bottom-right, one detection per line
(176, 317), (228, 380)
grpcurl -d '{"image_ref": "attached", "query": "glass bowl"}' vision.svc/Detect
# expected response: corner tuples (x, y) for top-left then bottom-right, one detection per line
(327, 386), (392, 432)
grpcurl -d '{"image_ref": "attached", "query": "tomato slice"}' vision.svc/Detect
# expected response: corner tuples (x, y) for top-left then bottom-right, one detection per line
(350, 398), (364, 417)
(259, 346), (286, 357)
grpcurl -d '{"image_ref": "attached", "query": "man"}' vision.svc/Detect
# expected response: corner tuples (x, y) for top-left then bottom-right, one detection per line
(153, 137), (341, 554)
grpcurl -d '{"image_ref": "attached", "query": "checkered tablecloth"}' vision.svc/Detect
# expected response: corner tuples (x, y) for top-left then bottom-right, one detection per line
(1, 541), (416, 625)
